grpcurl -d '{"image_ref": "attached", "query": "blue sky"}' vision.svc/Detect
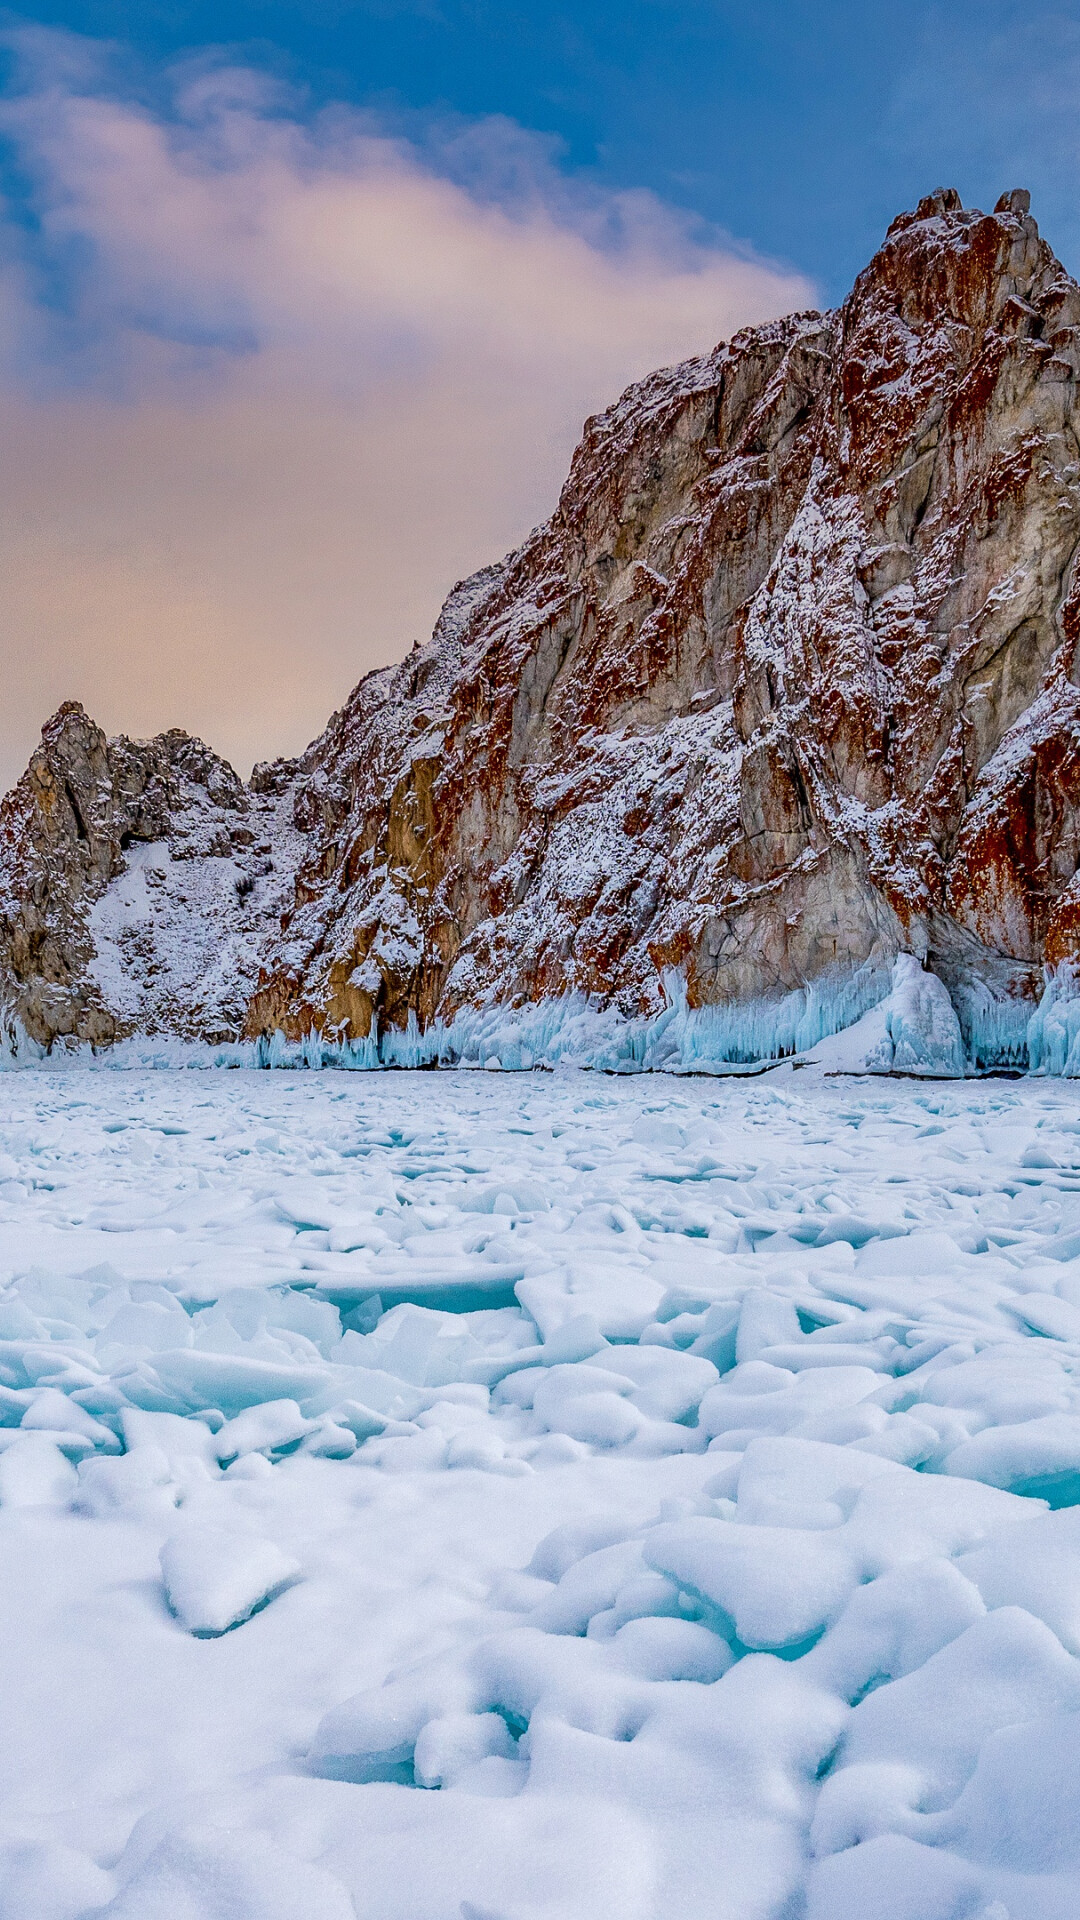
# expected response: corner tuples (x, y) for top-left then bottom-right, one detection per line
(6, 0), (1079, 301)
(0, 1), (1078, 784)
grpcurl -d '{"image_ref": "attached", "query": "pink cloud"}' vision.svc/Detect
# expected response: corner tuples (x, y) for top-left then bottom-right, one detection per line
(0, 29), (816, 788)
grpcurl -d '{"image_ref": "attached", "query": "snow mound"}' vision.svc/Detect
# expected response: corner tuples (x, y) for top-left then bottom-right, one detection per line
(160, 1526), (300, 1635)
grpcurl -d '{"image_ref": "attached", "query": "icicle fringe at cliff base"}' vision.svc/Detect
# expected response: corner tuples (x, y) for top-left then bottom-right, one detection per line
(8, 959), (1080, 1076)
(1027, 965), (1080, 1076)
(951, 976), (1035, 1072)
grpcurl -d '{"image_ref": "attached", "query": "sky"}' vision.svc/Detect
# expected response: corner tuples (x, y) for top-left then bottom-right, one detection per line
(1, 1), (1079, 788)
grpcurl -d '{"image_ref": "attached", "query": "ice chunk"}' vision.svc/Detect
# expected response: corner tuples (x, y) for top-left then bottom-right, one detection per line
(75, 1445), (179, 1521)
(145, 1350), (336, 1416)
(546, 1391), (640, 1448)
(588, 1346), (718, 1421)
(21, 1387), (119, 1451)
(298, 1419), (356, 1458)
(327, 1399), (392, 1441)
(213, 1398), (311, 1464)
(933, 1706), (1080, 1874)
(194, 1286), (344, 1358)
(528, 1540), (645, 1634)
(611, 1616), (733, 1682)
(814, 1607), (1080, 1846)
(119, 1408), (219, 1474)
(699, 1361), (881, 1444)
(329, 1367), (428, 1420)
(684, 1300), (740, 1372)
(445, 1429), (527, 1473)
(311, 1668), (477, 1782)
(0, 1383), (34, 1426)
(531, 1365), (642, 1448)
(735, 1289), (803, 1362)
(477, 1314), (610, 1390)
(839, 1410), (942, 1468)
(942, 1411), (1080, 1502)
(159, 1526), (300, 1635)
(587, 1569), (688, 1640)
(413, 1711), (517, 1788)
(224, 1452), (275, 1481)
(735, 1436), (904, 1529)
(800, 1559), (986, 1702)
(1012, 1290), (1080, 1341)
(644, 1515), (858, 1648)
(536, 1314), (608, 1365)
(96, 1299), (193, 1356)
(527, 1517), (634, 1582)
(916, 1348), (1070, 1424)
(347, 1304), (480, 1387)
(517, 1267), (665, 1342)
(631, 1115), (688, 1149)
(843, 1467), (1035, 1571)
(957, 1505), (1080, 1654)
(360, 1428), (447, 1471)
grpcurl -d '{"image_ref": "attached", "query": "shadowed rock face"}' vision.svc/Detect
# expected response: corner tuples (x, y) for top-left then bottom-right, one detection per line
(5, 188), (1080, 1054)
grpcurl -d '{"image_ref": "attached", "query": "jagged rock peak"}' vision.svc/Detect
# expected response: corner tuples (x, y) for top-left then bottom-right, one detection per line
(6, 189), (1080, 1068)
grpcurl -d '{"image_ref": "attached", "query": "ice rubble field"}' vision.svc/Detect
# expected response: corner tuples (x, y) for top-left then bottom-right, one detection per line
(9, 1072), (1080, 1917)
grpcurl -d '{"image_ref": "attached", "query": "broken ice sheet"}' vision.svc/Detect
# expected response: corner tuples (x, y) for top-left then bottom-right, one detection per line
(3, 1068), (1080, 1915)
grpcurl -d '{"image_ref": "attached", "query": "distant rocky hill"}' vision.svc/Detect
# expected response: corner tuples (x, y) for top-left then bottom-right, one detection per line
(5, 187), (1080, 1071)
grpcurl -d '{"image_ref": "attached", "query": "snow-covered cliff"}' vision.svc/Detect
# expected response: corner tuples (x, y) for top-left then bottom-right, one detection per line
(6, 188), (1080, 1071)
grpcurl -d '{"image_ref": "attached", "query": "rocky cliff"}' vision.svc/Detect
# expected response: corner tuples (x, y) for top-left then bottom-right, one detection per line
(5, 187), (1080, 1068)
(0, 704), (303, 1047)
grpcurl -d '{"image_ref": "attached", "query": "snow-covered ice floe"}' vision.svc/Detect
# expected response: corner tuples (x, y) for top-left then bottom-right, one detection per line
(7, 1067), (1080, 1915)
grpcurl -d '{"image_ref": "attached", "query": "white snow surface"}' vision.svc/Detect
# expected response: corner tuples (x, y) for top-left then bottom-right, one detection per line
(5, 1065), (1080, 1916)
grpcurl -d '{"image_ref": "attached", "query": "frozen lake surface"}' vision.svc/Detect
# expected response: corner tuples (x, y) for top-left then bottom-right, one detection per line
(3, 1064), (1080, 1917)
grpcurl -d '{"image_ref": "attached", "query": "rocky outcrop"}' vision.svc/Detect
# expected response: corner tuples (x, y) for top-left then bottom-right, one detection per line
(0, 703), (302, 1045)
(6, 188), (1080, 1064)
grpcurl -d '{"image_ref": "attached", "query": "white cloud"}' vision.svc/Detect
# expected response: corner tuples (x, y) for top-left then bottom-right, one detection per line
(0, 28), (815, 788)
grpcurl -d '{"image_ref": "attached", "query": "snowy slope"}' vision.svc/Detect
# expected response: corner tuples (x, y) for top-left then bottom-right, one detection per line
(87, 840), (277, 1036)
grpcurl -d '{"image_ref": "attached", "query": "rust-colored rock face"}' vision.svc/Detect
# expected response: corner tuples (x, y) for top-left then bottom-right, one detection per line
(5, 189), (1080, 1057)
